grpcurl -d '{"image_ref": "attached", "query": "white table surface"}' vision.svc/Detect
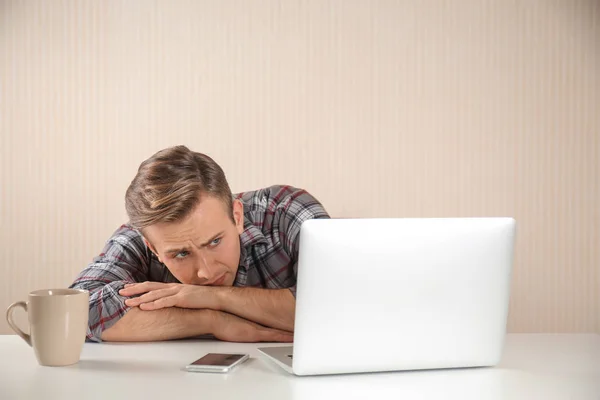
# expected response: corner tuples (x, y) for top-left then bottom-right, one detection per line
(1, 334), (598, 400)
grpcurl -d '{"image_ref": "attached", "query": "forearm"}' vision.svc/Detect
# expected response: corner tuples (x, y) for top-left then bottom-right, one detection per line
(216, 287), (295, 332)
(101, 307), (214, 342)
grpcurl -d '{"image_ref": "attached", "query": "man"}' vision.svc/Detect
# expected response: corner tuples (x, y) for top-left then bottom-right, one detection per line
(69, 145), (330, 343)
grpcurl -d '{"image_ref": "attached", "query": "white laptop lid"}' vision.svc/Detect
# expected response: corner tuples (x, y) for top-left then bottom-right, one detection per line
(291, 217), (516, 376)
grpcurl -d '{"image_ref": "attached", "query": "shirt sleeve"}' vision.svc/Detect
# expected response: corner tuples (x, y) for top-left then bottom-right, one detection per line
(277, 188), (330, 297)
(69, 225), (151, 342)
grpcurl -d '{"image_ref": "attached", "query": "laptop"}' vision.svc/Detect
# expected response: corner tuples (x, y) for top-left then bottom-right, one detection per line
(258, 217), (516, 376)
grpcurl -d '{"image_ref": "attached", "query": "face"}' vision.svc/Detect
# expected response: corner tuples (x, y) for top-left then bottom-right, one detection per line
(142, 196), (245, 286)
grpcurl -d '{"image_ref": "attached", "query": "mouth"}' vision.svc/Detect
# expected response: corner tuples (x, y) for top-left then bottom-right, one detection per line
(208, 274), (227, 286)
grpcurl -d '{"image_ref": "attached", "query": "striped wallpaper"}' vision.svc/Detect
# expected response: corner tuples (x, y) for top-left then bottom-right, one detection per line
(0, 0), (598, 334)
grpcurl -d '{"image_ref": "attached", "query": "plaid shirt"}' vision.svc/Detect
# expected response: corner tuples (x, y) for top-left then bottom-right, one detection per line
(69, 185), (330, 342)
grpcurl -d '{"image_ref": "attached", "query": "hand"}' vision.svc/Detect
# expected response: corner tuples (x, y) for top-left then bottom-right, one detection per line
(210, 311), (294, 343)
(119, 282), (217, 311)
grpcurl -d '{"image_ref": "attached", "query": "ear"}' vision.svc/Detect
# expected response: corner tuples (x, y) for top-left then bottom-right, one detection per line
(232, 199), (244, 235)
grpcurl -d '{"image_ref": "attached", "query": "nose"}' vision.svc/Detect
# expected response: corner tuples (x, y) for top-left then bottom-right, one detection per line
(196, 253), (218, 281)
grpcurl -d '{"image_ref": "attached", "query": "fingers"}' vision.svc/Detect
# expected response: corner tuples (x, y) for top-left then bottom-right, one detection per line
(119, 281), (170, 296)
(139, 296), (178, 311)
(124, 287), (176, 307)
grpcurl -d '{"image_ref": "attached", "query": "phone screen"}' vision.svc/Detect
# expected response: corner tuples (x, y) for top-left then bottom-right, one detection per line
(191, 353), (246, 367)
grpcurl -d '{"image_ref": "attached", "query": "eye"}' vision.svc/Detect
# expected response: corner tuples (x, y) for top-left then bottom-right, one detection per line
(174, 251), (189, 260)
(209, 238), (222, 248)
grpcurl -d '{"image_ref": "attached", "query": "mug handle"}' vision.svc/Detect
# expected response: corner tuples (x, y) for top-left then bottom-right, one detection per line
(6, 301), (32, 346)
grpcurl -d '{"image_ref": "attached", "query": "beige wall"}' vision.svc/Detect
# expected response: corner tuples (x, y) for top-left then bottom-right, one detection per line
(1, 0), (598, 334)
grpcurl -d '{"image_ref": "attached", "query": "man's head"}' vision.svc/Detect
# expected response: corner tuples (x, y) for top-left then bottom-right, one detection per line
(125, 145), (244, 286)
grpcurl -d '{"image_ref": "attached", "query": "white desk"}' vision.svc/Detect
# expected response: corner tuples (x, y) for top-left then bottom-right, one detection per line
(1, 334), (598, 400)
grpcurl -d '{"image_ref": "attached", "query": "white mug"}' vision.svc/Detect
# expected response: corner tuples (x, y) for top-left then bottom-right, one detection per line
(6, 288), (89, 366)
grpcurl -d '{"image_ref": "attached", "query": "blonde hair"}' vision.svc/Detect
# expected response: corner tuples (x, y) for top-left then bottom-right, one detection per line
(125, 145), (233, 230)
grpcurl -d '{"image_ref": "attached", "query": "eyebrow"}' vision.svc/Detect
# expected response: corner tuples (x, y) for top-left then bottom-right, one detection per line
(164, 231), (225, 255)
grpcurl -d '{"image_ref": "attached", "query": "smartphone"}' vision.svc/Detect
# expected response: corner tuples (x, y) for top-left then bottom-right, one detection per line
(185, 353), (250, 373)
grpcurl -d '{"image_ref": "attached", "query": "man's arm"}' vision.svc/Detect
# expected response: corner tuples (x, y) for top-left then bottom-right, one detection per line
(214, 287), (296, 332)
(277, 187), (330, 297)
(69, 225), (152, 341)
(101, 307), (211, 342)
(120, 283), (296, 332)
(102, 307), (294, 343)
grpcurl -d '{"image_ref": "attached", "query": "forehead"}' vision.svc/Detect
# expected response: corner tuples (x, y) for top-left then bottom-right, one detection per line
(144, 195), (231, 248)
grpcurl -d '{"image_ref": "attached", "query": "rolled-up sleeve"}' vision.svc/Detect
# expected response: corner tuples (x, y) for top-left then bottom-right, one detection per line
(69, 225), (150, 342)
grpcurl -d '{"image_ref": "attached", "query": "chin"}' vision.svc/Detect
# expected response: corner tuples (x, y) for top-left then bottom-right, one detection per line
(219, 275), (233, 287)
